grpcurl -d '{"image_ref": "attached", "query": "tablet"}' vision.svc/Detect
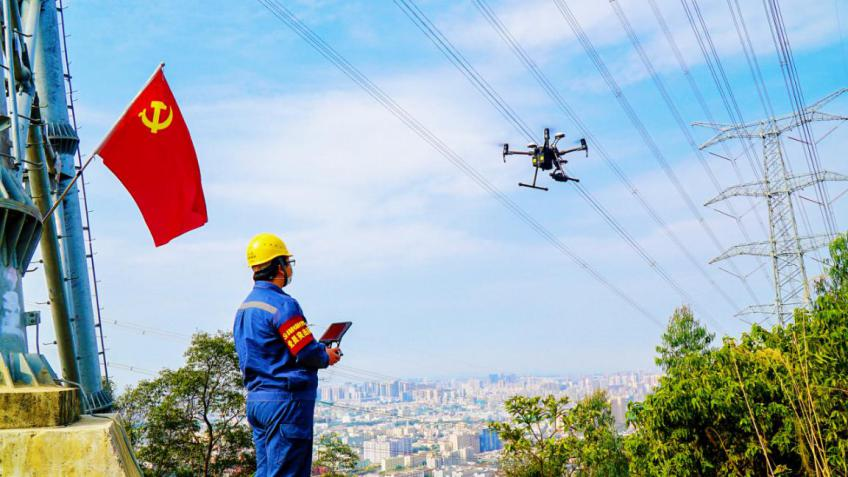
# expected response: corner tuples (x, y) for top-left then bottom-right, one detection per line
(319, 321), (352, 346)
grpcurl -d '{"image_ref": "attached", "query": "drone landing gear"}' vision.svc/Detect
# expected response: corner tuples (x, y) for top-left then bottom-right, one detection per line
(519, 165), (549, 191)
(519, 182), (549, 191)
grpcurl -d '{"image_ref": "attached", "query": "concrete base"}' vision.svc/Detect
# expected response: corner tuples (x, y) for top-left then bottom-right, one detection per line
(0, 413), (142, 476)
(0, 386), (79, 429)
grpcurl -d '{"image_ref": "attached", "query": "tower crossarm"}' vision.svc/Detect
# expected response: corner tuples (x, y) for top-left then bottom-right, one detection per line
(736, 304), (778, 317)
(775, 111), (848, 133)
(695, 89), (848, 148)
(709, 234), (834, 264)
(769, 88), (848, 131)
(710, 242), (773, 262)
(784, 171), (848, 194)
(692, 122), (760, 149)
(798, 234), (840, 254)
(706, 170), (848, 206)
(735, 304), (799, 322)
(704, 180), (766, 206)
(804, 111), (848, 123)
(803, 87), (848, 115)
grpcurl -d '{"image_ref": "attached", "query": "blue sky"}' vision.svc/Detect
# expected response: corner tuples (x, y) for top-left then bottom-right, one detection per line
(24, 0), (848, 389)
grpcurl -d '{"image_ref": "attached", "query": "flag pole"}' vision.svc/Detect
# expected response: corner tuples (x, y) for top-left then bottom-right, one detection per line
(40, 62), (166, 224)
(41, 152), (97, 223)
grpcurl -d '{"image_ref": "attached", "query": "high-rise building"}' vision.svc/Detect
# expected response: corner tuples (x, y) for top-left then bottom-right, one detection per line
(610, 396), (630, 429)
(479, 429), (501, 452)
(449, 432), (480, 453)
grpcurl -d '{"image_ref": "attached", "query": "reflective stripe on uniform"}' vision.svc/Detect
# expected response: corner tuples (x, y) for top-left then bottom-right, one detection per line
(239, 301), (278, 314)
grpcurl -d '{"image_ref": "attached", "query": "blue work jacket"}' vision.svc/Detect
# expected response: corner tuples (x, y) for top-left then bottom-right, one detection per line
(233, 281), (329, 397)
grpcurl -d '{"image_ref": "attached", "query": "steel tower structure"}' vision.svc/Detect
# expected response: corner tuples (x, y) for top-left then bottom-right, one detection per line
(0, 2), (138, 473)
(697, 89), (848, 324)
(0, 0), (108, 414)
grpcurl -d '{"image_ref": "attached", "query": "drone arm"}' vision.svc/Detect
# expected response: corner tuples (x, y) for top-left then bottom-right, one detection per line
(557, 139), (588, 157)
(557, 146), (583, 156)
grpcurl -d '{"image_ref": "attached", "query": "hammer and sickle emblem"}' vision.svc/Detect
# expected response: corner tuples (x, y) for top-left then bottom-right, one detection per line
(138, 100), (174, 134)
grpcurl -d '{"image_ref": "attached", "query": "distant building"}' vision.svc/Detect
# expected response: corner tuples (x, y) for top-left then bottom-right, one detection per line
(404, 454), (426, 467)
(442, 450), (461, 466)
(473, 471), (495, 477)
(385, 470), (427, 477)
(479, 429), (501, 452)
(458, 447), (476, 461)
(381, 456), (406, 471)
(449, 432), (480, 454)
(364, 437), (413, 463)
(610, 395), (630, 429)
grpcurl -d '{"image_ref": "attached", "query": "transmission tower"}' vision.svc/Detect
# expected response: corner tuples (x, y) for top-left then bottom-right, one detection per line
(695, 88), (848, 324)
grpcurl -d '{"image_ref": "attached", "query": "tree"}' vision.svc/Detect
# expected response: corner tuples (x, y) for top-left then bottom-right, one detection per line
(626, 233), (848, 476)
(571, 392), (629, 476)
(626, 332), (796, 476)
(117, 331), (255, 476)
(314, 433), (359, 476)
(654, 305), (714, 372)
(491, 392), (627, 477)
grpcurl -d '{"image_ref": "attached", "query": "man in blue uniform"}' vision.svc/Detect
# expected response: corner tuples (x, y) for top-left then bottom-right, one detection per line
(234, 233), (342, 476)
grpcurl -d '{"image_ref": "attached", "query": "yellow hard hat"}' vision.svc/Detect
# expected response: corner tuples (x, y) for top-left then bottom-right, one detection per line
(246, 233), (291, 268)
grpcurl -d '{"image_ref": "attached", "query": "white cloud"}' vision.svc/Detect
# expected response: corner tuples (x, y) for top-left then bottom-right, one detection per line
(441, 0), (842, 92)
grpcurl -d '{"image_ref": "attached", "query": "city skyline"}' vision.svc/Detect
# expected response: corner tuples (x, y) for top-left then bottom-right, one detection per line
(313, 370), (661, 475)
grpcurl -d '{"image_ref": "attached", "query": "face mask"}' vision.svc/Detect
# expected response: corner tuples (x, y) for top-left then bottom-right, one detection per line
(281, 257), (293, 287)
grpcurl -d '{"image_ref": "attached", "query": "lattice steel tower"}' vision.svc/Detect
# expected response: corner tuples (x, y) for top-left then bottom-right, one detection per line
(696, 89), (848, 324)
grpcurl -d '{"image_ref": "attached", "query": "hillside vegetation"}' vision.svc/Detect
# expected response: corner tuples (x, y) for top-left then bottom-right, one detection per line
(496, 233), (848, 477)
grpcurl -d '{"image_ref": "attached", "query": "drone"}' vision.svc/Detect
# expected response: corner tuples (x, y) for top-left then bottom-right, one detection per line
(502, 128), (588, 191)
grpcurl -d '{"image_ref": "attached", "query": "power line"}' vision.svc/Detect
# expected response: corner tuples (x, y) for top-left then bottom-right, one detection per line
(551, 0), (761, 305)
(393, 0), (535, 141)
(256, 0), (661, 326)
(722, 0), (776, 118)
(837, 0), (848, 81)
(97, 318), (483, 388)
(109, 360), (412, 422)
(106, 327), (398, 383)
(317, 400), (421, 424)
(335, 364), (401, 382)
(609, 0), (772, 288)
(393, 0), (719, 327)
(761, 0), (839, 235)
(325, 368), (401, 384)
(673, 0), (830, 283)
(680, 0), (836, 239)
(107, 319), (192, 341)
(719, 0), (827, 268)
(471, 0), (741, 314)
(646, 0), (779, 264)
(108, 362), (157, 377)
(676, 0), (764, 181)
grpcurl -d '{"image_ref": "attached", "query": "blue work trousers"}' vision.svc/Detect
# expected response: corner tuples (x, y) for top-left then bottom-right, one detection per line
(247, 393), (316, 477)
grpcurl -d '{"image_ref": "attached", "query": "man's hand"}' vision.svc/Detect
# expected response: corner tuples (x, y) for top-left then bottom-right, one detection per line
(327, 346), (342, 366)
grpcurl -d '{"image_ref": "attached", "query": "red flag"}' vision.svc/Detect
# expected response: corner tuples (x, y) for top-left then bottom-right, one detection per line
(96, 64), (207, 246)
